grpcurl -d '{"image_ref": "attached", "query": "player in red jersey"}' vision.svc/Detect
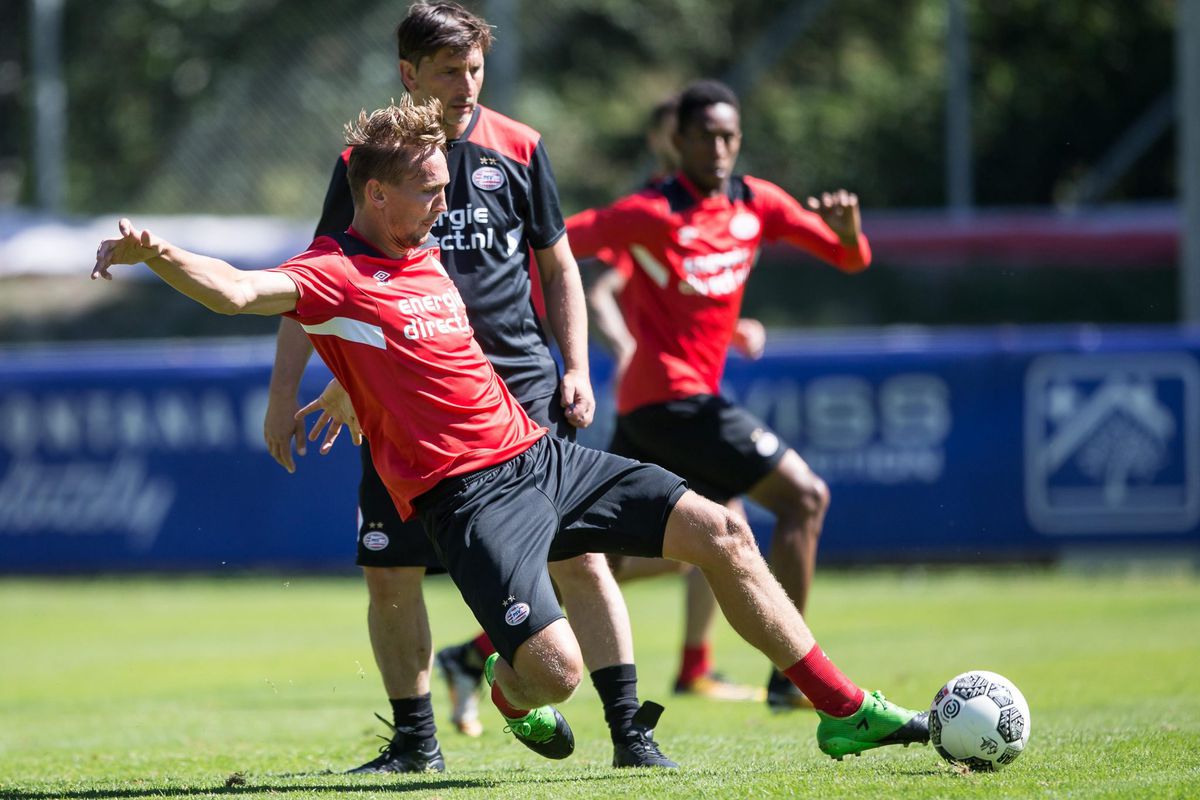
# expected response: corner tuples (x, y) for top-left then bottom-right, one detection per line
(262, 2), (672, 772)
(585, 94), (767, 704)
(93, 97), (927, 766)
(568, 79), (870, 711)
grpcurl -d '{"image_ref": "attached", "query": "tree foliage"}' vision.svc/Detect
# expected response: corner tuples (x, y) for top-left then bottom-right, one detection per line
(1, 0), (1177, 216)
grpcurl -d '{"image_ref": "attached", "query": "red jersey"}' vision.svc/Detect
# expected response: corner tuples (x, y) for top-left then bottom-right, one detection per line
(567, 173), (871, 413)
(270, 229), (545, 519)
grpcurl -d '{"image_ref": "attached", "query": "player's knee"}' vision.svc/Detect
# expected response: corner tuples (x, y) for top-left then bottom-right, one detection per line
(696, 502), (757, 568)
(522, 648), (582, 704)
(788, 473), (830, 522)
(513, 621), (583, 703)
(548, 552), (610, 590)
(718, 511), (760, 568)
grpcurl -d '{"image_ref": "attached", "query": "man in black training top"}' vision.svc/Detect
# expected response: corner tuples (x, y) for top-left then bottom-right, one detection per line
(263, 0), (674, 773)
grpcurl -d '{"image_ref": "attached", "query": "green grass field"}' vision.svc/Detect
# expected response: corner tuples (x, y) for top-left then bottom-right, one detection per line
(2, 568), (1198, 799)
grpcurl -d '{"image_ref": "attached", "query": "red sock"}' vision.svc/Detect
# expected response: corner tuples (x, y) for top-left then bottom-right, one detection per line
(472, 632), (496, 659)
(678, 642), (712, 686)
(491, 681), (531, 720)
(783, 645), (865, 718)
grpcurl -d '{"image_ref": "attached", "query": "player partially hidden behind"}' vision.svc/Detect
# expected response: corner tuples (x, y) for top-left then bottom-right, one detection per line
(568, 79), (870, 711)
(585, 94), (768, 704)
(262, 1), (672, 773)
(92, 96), (928, 767)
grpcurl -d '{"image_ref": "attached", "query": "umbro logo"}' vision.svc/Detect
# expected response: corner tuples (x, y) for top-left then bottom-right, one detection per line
(373, 270), (391, 284)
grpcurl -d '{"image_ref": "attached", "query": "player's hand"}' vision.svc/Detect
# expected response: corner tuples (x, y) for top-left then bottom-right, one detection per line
(296, 378), (363, 455)
(92, 218), (168, 280)
(264, 393), (307, 473)
(560, 369), (595, 429)
(806, 190), (862, 244)
(731, 318), (766, 360)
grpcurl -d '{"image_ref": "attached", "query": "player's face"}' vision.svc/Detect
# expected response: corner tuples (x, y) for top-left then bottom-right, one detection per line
(378, 148), (450, 251)
(674, 102), (742, 195)
(401, 46), (485, 138)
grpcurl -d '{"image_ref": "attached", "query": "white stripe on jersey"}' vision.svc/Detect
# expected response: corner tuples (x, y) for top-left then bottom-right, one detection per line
(302, 317), (386, 349)
(631, 244), (671, 288)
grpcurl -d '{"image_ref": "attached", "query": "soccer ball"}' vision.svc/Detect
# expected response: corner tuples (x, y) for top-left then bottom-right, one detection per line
(929, 670), (1031, 772)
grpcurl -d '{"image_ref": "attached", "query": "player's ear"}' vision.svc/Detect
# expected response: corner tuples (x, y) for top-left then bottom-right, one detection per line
(398, 59), (419, 93)
(366, 179), (387, 208)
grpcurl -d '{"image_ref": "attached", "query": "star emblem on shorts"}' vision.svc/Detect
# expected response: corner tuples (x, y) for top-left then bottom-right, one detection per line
(501, 594), (516, 607)
(367, 522), (383, 530)
(479, 156), (499, 166)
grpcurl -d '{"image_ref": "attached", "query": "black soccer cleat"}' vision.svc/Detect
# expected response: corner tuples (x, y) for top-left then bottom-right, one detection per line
(613, 701), (679, 769)
(346, 713), (446, 774)
(765, 670), (815, 713)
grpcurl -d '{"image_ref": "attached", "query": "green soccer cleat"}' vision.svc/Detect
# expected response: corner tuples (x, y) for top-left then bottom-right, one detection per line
(816, 690), (929, 760)
(483, 652), (575, 760)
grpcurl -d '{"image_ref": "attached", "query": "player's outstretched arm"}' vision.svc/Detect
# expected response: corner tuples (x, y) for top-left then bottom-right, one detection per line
(92, 218), (299, 316)
(296, 378), (363, 455)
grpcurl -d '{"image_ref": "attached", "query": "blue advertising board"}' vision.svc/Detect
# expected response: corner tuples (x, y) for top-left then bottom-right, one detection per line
(2, 326), (1198, 573)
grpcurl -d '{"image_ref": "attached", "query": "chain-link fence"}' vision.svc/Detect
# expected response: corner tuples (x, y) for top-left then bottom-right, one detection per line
(3, 0), (1176, 219)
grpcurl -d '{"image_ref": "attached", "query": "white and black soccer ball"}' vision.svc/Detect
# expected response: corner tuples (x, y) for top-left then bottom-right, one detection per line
(929, 670), (1031, 772)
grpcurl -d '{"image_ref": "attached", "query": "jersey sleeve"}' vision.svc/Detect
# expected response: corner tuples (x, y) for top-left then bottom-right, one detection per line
(313, 152), (355, 239)
(268, 247), (350, 321)
(747, 177), (872, 273)
(523, 140), (567, 250)
(564, 195), (654, 275)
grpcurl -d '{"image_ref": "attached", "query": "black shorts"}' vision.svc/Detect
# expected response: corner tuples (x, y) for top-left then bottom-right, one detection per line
(609, 394), (787, 505)
(355, 390), (576, 569)
(413, 435), (687, 664)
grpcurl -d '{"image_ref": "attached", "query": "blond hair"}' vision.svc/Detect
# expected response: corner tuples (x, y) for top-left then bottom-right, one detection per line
(344, 96), (446, 202)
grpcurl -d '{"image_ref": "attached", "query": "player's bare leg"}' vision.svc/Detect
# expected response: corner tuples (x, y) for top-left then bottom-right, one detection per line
(550, 553), (676, 767)
(483, 618), (582, 759)
(661, 492), (814, 663)
(659, 490), (928, 759)
(609, 504), (763, 702)
(675, 498), (765, 701)
(551, 553), (633, 667)
(747, 449), (829, 710)
(351, 566), (444, 773)
(440, 553), (675, 766)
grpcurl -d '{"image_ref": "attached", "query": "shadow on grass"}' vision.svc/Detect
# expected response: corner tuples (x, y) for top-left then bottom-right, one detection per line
(2, 771), (627, 799)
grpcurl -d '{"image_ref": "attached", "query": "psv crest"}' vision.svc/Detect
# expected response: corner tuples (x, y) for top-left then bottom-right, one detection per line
(472, 165), (505, 191)
(729, 211), (761, 240)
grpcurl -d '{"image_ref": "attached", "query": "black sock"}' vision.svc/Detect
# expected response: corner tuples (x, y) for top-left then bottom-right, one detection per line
(390, 693), (437, 744)
(591, 663), (640, 744)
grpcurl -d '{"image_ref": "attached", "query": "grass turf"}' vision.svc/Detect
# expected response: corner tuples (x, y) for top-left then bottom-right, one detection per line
(1, 568), (1198, 799)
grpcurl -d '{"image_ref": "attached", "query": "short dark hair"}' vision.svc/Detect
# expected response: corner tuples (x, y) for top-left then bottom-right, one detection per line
(676, 79), (740, 133)
(344, 96), (447, 204)
(396, 1), (494, 66)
